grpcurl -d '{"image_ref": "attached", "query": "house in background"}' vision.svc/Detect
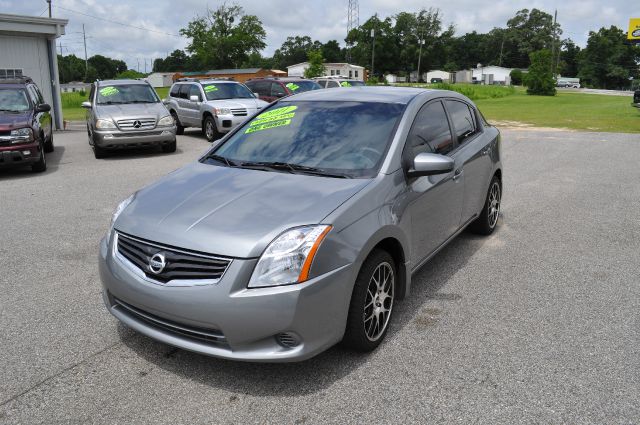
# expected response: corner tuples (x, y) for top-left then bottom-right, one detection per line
(287, 62), (365, 81)
(60, 81), (90, 93)
(146, 72), (176, 88)
(471, 65), (516, 85)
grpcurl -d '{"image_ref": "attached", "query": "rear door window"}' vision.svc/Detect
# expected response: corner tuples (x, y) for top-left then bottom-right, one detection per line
(250, 81), (270, 96)
(327, 81), (339, 88)
(445, 100), (479, 146)
(406, 101), (454, 156)
(169, 84), (180, 97)
(178, 84), (190, 99)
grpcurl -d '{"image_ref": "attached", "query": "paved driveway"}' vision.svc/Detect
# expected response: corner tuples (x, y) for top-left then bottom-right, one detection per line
(1, 128), (638, 424)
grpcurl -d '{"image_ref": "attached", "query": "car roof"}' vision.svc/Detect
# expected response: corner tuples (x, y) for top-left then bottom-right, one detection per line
(98, 79), (149, 86)
(280, 86), (436, 104)
(247, 77), (312, 82)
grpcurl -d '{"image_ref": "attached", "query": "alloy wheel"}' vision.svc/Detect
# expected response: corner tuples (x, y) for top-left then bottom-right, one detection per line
(488, 182), (501, 228)
(363, 262), (394, 341)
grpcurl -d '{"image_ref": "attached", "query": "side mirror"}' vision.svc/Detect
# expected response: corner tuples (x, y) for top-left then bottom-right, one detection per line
(81, 101), (92, 109)
(190, 95), (200, 103)
(162, 98), (170, 105)
(253, 92), (260, 98)
(36, 103), (51, 113)
(407, 152), (454, 177)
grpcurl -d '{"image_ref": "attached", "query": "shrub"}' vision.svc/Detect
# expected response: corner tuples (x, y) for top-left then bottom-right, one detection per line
(510, 69), (523, 85)
(526, 50), (556, 96)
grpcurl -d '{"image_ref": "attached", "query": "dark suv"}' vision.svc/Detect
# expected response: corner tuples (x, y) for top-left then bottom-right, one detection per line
(0, 77), (53, 172)
(245, 77), (321, 102)
(633, 89), (639, 108)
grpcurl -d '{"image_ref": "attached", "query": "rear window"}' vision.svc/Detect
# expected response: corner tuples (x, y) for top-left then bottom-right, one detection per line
(445, 100), (479, 145)
(211, 101), (406, 178)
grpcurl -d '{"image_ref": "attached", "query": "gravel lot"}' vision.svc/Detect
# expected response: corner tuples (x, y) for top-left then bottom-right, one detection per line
(1, 128), (639, 424)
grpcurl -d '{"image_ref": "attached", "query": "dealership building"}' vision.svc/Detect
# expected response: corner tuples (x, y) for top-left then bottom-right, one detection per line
(0, 13), (68, 129)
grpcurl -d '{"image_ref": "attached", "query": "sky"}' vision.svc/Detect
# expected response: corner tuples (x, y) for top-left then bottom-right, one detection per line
(3, 0), (637, 71)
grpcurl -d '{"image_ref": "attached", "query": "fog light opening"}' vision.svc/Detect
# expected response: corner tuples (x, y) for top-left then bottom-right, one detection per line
(276, 332), (301, 348)
(22, 150), (31, 155)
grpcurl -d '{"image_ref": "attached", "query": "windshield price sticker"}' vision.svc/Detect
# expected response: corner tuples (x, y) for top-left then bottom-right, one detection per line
(285, 83), (300, 91)
(340, 81), (352, 87)
(204, 85), (218, 93)
(99, 87), (119, 97)
(245, 105), (298, 134)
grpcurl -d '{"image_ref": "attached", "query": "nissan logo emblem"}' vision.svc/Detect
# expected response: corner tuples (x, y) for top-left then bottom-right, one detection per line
(133, 120), (142, 128)
(148, 253), (166, 274)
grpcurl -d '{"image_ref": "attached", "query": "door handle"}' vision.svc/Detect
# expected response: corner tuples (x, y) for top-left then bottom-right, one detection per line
(452, 169), (463, 181)
(481, 146), (491, 155)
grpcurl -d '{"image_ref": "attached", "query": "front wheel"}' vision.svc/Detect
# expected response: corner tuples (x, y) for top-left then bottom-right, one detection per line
(342, 249), (396, 352)
(93, 144), (107, 159)
(31, 142), (47, 172)
(44, 132), (54, 153)
(162, 140), (177, 153)
(469, 176), (501, 235)
(171, 111), (184, 135)
(203, 116), (220, 142)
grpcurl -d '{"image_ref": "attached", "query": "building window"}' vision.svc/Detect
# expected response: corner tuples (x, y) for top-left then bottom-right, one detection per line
(355, 70), (359, 78)
(330, 69), (335, 76)
(349, 70), (353, 78)
(0, 69), (23, 79)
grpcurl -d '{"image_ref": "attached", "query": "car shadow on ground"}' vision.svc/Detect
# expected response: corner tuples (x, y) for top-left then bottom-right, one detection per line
(0, 146), (66, 180)
(98, 147), (186, 161)
(119, 229), (488, 397)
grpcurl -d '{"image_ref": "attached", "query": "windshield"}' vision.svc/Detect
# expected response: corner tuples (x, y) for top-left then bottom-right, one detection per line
(284, 81), (322, 93)
(96, 84), (159, 105)
(210, 101), (405, 178)
(0, 88), (30, 112)
(202, 83), (255, 100)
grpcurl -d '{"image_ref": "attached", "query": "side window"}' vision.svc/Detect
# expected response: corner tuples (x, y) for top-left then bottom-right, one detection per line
(178, 84), (190, 99)
(32, 85), (45, 104)
(317, 80), (326, 88)
(189, 84), (202, 101)
(407, 101), (454, 156)
(445, 100), (478, 145)
(271, 82), (286, 97)
(26, 86), (39, 105)
(253, 81), (270, 96)
(169, 84), (180, 97)
(327, 81), (339, 88)
(89, 84), (95, 103)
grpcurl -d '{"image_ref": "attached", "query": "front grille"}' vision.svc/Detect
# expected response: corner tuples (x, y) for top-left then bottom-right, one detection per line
(112, 297), (227, 346)
(117, 118), (156, 130)
(230, 108), (247, 116)
(111, 131), (163, 138)
(116, 232), (231, 284)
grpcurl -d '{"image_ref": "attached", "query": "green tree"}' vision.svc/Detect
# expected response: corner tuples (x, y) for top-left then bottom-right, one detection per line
(153, 50), (191, 72)
(304, 50), (325, 78)
(559, 39), (580, 77)
(578, 26), (640, 89)
(87, 54), (117, 80)
(510, 68), (524, 85)
(272, 36), (322, 69)
(116, 69), (146, 79)
(321, 40), (343, 63)
(57, 54), (86, 83)
(526, 49), (556, 95)
(180, 4), (266, 69)
(505, 9), (561, 68)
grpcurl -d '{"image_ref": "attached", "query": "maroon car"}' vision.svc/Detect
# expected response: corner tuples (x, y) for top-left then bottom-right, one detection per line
(0, 77), (53, 172)
(245, 77), (321, 103)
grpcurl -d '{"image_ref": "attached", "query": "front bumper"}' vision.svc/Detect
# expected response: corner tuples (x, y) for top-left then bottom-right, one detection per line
(98, 233), (354, 362)
(0, 141), (40, 167)
(93, 127), (176, 149)
(214, 114), (250, 133)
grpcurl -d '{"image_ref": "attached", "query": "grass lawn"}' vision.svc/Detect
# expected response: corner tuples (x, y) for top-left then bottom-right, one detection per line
(476, 90), (639, 133)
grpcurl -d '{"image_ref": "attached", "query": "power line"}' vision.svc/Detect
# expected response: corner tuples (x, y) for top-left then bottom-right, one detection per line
(53, 5), (183, 38)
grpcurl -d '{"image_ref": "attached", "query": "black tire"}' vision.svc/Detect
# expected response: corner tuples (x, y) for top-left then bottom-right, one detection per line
(31, 142), (47, 172)
(171, 111), (184, 135)
(93, 144), (108, 159)
(342, 249), (396, 352)
(162, 140), (177, 153)
(469, 176), (502, 235)
(203, 115), (220, 142)
(44, 131), (54, 153)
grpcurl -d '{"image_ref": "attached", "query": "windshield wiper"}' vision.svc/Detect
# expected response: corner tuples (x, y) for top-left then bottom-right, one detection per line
(238, 161), (352, 178)
(128, 100), (156, 103)
(206, 154), (238, 167)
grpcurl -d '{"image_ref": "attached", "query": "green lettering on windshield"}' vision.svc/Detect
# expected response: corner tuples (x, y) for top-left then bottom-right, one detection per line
(340, 81), (352, 88)
(285, 83), (300, 91)
(245, 119), (292, 134)
(204, 85), (218, 93)
(99, 87), (119, 97)
(245, 105), (298, 134)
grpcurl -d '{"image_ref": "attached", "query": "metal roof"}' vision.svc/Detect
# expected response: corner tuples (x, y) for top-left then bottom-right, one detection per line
(206, 68), (263, 75)
(0, 13), (67, 37)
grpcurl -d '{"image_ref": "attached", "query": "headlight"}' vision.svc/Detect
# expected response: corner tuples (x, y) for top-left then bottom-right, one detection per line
(248, 225), (332, 288)
(110, 194), (135, 230)
(213, 107), (231, 115)
(157, 115), (174, 126)
(10, 127), (33, 142)
(96, 119), (116, 129)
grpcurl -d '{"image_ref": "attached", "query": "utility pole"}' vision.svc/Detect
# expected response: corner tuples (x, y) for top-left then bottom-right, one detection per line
(370, 14), (377, 80)
(498, 35), (505, 67)
(551, 9), (558, 76)
(417, 39), (424, 83)
(137, 58), (140, 72)
(82, 24), (88, 80)
(46, 0), (51, 18)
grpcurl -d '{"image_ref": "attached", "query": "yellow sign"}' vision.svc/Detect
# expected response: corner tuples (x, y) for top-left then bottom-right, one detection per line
(629, 18), (640, 40)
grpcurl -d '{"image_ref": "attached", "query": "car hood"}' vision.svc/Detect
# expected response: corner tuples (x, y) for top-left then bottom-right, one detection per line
(0, 111), (31, 131)
(95, 102), (169, 122)
(115, 162), (370, 258)
(204, 98), (268, 110)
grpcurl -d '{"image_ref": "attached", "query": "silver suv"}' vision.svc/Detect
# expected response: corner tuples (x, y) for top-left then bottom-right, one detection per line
(165, 79), (268, 142)
(82, 79), (177, 159)
(314, 76), (366, 89)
